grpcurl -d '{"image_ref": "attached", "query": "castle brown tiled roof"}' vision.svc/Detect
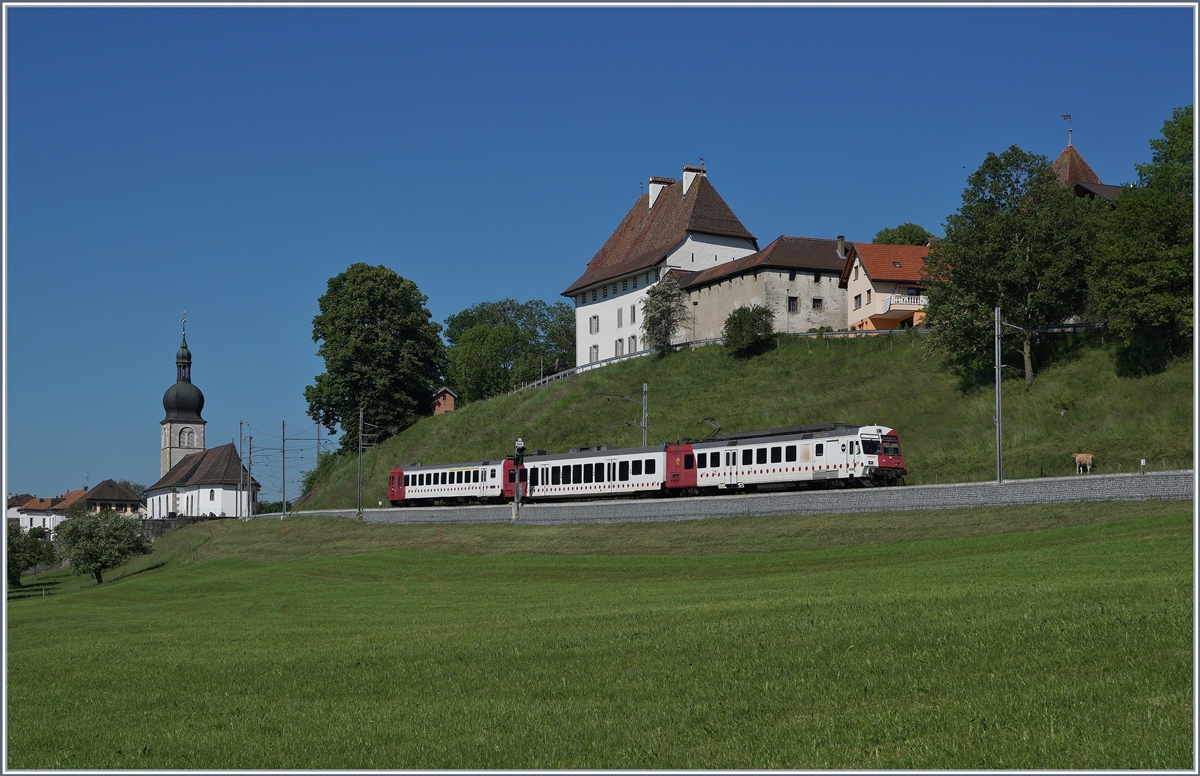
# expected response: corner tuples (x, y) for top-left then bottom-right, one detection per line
(1052, 144), (1102, 188)
(676, 235), (851, 291)
(839, 243), (931, 287)
(148, 443), (258, 492)
(563, 174), (756, 295)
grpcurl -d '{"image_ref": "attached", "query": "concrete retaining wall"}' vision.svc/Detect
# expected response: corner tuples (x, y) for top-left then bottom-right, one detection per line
(280, 470), (1193, 527)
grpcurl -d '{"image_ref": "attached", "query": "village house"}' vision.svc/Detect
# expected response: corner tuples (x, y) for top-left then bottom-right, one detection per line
(839, 242), (931, 331)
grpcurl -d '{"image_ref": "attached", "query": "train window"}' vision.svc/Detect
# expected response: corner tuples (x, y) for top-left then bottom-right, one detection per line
(441, 472), (447, 484)
(771, 447), (782, 463)
(785, 445), (797, 462)
(508, 469), (516, 483)
(551, 466), (561, 485)
(455, 471), (462, 484)
(530, 468), (539, 487)
(619, 460), (629, 480)
(645, 459), (656, 474)
(815, 444), (824, 457)
(573, 464), (583, 483)
(684, 454), (694, 470)
(696, 453), (707, 469)
(473, 470), (480, 483)
(631, 459), (642, 476)
(756, 448), (767, 465)
(583, 464), (594, 484)
(491, 468), (496, 479)
(739, 449), (750, 466)
(862, 439), (881, 455)
(710, 452), (719, 468)
(520, 469), (528, 482)
(595, 463), (605, 482)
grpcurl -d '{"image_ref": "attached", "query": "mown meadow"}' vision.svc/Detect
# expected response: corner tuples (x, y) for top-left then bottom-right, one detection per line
(6, 499), (1192, 769)
(298, 334), (1192, 511)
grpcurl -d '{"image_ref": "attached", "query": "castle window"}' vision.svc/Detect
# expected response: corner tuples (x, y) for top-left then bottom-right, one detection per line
(787, 296), (799, 313)
(812, 298), (823, 311)
(814, 271), (822, 282)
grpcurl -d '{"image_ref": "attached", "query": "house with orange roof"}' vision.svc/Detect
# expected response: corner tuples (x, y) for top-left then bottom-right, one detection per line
(838, 243), (931, 331)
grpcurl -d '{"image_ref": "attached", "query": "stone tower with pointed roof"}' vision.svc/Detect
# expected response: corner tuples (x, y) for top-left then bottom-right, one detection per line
(160, 333), (207, 476)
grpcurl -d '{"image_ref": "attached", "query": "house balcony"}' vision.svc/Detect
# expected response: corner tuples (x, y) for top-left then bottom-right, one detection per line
(877, 293), (928, 320)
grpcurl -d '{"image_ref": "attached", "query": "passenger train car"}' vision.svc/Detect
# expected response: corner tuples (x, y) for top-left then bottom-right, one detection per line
(387, 423), (906, 506)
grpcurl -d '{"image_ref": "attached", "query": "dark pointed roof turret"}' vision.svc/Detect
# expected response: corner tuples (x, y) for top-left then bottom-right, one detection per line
(163, 333), (205, 423)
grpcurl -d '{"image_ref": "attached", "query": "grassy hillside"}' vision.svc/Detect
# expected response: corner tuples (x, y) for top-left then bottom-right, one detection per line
(7, 502), (1192, 769)
(300, 334), (1192, 510)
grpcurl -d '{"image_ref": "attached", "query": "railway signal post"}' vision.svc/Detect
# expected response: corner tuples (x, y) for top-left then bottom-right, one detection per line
(513, 437), (525, 521)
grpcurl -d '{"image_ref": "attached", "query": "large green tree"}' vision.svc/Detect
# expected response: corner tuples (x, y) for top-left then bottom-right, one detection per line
(7, 522), (38, 588)
(305, 264), (446, 451)
(723, 305), (776, 357)
(640, 273), (688, 354)
(874, 222), (934, 245)
(53, 509), (152, 585)
(443, 298), (575, 400)
(924, 146), (1109, 387)
(1090, 105), (1193, 375)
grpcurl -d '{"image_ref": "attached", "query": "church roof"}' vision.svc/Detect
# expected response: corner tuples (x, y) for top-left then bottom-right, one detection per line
(675, 235), (851, 291)
(147, 443), (259, 493)
(1052, 144), (1102, 188)
(562, 174), (757, 295)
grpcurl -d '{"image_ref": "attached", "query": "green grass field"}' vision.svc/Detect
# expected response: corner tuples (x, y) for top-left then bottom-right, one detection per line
(7, 500), (1193, 769)
(299, 336), (1192, 511)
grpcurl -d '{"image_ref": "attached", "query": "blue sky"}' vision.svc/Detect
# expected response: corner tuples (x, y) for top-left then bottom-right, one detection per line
(4, 5), (1195, 501)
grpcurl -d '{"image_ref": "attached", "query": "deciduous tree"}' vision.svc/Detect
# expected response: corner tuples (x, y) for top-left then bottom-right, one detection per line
(723, 305), (776, 357)
(1090, 106), (1193, 375)
(305, 264), (446, 451)
(640, 273), (688, 355)
(53, 509), (151, 585)
(873, 223), (934, 246)
(924, 146), (1109, 387)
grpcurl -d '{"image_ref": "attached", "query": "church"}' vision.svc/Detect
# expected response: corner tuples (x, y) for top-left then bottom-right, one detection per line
(145, 331), (259, 518)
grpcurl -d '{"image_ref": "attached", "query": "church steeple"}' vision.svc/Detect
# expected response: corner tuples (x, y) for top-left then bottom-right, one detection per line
(161, 323), (207, 476)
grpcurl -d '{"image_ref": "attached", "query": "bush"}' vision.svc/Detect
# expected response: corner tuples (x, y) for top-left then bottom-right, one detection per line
(724, 305), (776, 357)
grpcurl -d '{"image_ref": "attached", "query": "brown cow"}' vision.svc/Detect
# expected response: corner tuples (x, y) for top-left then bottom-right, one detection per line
(1072, 453), (1093, 474)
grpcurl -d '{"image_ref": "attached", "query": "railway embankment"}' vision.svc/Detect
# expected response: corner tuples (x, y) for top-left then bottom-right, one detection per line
(282, 469), (1193, 526)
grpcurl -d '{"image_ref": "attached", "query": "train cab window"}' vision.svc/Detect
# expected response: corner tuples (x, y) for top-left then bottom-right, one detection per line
(862, 439), (881, 455)
(573, 464), (583, 483)
(684, 454), (694, 469)
(742, 449), (753, 466)
(882, 437), (901, 456)
(583, 464), (593, 484)
(491, 468), (496, 479)
(756, 448), (767, 465)
(595, 463), (605, 482)
(710, 452), (720, 468)
(696, 453), (707, 469)
(631, 459), (642, 476)
(551, 466), (561, 485)
(815, 444), (824, 457)
(785, 445), (797, 462)
(645, 459), (656, 475)
(771, 447), (782, 463)
(619, 460), (629, 480)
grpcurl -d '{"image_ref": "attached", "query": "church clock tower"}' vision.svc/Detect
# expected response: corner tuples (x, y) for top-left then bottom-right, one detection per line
(161, 331), (206, 476)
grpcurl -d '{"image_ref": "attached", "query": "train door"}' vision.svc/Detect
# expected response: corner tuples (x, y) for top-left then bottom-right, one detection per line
(665, 444), (697, 491)
(724, 446), (739, 487)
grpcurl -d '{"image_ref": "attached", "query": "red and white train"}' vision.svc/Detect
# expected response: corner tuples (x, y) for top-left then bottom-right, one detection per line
(387, 423), (906, 506)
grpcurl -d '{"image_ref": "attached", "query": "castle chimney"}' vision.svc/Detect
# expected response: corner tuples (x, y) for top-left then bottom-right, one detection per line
(837, 235), (845, 259)
(682, 165), (705, 195)
(648, 176), (675, 209)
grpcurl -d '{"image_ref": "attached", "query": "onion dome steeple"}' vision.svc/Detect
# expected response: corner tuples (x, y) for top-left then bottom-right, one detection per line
(162, 333), (205, 422)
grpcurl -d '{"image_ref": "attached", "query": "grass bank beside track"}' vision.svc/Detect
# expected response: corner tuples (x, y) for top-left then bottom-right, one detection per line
(7, 500), (1193, 769)
(297, 337), (1192, 511)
